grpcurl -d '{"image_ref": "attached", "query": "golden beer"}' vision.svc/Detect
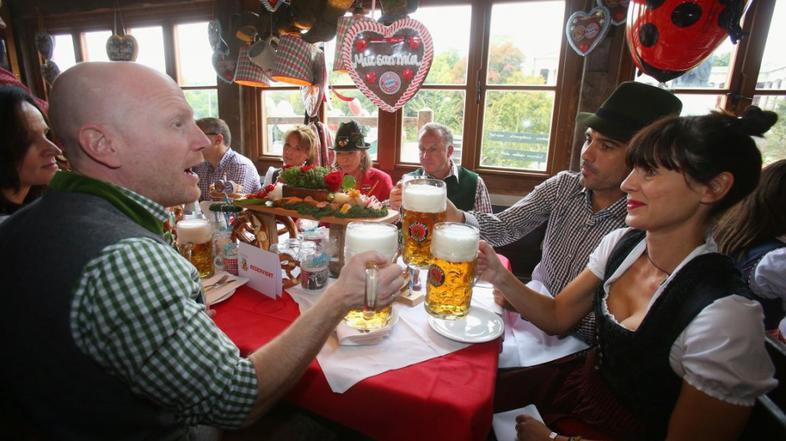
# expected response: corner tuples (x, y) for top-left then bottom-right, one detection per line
(401, 179), (447, 269)
(343, 222), (399, 331)
(176, 218), (214, 279)
(425, 223), (479, 319)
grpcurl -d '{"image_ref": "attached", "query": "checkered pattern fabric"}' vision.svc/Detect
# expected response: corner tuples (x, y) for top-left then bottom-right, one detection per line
(272, 35), (315, 84)
(195, 148), (261, 201)
(223, 256), (239, 276)
(234, 45), (271, 86)
(464, 171), (627, 342)
(70, 188), (258, 428)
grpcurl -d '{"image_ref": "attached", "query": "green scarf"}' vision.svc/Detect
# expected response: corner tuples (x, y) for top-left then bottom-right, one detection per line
(49, 171), (164, 236)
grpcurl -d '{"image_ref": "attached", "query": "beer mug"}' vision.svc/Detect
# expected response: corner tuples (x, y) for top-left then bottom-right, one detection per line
(343, 222), (399, 331)
(401, 179), (447, 269)
(425, 223), (479, 319)
(176, 217), (215, 279)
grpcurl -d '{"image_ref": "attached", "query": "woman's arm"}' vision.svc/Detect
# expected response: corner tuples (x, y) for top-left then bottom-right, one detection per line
(665, 381), (752, 441)
(478, 241), (599, 335)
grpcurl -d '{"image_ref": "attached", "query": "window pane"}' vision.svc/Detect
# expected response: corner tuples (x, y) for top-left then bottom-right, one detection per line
(52, 34), (76, 72)
(175, 22), (217, 86)
(635, 39), (734, 89)
(325, 38), (355, 86)
(480, 90), (553, 171)
(675, 94), (724, 116)
(262, 89), (307, 156)
(752, 95), (786, 164)
(487, 1), (565, 86)
(756, 0), (786, 90)
(400, 89), (466, 164)
(82, 30), (111, 62)
(410, 5), (470, 85)
(327, 89), (379, 161)
(184, 89), (218, 119)
(129, 26), (166, 74)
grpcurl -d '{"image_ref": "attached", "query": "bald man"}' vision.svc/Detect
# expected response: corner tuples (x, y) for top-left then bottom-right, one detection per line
(0, 62), (404, 440)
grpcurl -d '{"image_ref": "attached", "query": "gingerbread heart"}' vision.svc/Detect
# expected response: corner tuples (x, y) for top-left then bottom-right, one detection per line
(342, 18), (433, 113)
(566, 7), (611, 57)
(261, 0), (287, 13)
(597, 0), (629, 26)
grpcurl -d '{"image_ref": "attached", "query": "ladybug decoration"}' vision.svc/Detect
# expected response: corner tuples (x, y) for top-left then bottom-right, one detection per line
(626, 0), (746, 83)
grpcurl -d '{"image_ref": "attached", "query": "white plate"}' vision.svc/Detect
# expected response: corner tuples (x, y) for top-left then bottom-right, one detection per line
(427, 307), (504, 343)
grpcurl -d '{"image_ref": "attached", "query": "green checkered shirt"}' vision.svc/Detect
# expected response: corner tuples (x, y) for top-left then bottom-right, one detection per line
(69, 186), (257, 429)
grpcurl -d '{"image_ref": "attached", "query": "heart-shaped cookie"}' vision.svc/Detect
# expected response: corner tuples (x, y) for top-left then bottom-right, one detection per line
(566, 7), (611, 56)
(597, 0), (629, 26)
(342, 18), (433, 113)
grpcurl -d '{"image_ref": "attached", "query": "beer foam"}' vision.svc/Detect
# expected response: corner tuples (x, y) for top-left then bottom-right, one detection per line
(431, 224), (478, 262)
(402, 183), (446, 213)
(176, 219), (213, 244)
(345, 223), (398, 262)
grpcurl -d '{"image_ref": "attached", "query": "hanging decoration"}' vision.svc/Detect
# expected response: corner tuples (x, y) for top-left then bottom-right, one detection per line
(342, 17), (433, 113)
(208, 19), (235, 83)
(261, 0), (289, 13)
(34, 32), (60, 86)
(234, 45), (271, 87)
(301, 0), (355, 43)
(271, 34), (317, 86)
(626, 0), (747, 83)
(106, 8), (138, 61)
(333, 9), (375, 72)
(378, 0), (420, 25)
(597, 0), (629, 26)
(301, 48), (326, 118)
(566, 6), (611, 57)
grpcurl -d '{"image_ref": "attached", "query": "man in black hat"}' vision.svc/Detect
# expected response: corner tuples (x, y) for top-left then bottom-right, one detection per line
(446, 82), (682, 354)
(331, 121), (393, 201)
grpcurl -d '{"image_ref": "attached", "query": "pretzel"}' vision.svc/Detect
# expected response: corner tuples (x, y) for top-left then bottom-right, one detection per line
(279, 252), (300, 289)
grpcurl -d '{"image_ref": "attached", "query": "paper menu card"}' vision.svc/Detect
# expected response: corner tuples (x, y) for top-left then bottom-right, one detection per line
(238, 242), (282, 298)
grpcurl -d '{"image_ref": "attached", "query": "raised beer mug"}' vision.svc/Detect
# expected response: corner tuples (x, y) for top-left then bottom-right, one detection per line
(176, 217), (215, 279)
(425, 223), (479, 319)
(343, 222), (399, 331)
(401, 178), (447, 269)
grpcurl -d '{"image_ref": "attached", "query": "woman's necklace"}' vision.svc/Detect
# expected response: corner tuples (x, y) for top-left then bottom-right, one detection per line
(645, 250), (671, 285)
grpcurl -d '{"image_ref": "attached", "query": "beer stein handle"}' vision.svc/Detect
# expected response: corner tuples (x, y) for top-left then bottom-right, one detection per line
(364, 265), (378, 313)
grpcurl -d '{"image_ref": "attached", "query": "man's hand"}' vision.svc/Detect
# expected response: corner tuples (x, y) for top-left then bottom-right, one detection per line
(476, 240), (506, 286)
(329, 251), (406, 311)
(515, 415), (554, 441)
(389, 181), (403, 211)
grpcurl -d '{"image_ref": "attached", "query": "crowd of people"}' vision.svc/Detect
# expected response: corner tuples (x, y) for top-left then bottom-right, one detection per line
(0, 61), (783, 440)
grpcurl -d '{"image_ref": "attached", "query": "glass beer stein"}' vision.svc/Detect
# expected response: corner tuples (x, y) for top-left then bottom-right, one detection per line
(343, 222), (399, 331)
(401, 178), (447, 269)
(425, 223), (479, 319)
(176, 217), (215, 279)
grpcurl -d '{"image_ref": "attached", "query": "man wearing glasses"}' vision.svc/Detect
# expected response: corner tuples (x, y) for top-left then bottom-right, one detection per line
(195, 117), (261, 200)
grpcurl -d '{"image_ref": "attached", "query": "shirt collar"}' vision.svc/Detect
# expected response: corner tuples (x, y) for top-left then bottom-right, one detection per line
(116, 186), (169, 223)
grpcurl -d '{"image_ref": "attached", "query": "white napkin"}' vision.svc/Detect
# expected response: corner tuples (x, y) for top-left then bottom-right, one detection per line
(498, 280), (588, 368)
(288, 279), (499, 393)
(493, 404), (544, 441)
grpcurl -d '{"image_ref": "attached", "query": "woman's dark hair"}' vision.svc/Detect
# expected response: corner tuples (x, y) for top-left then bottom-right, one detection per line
(715, 159), (786, 257)
(0, 86), (47, 193)
(626, 106), (777, 216)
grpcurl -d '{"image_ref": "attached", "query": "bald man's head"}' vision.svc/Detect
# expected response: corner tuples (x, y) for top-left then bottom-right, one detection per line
(49, 62), (177, 168)
(47, 62), (210, 206)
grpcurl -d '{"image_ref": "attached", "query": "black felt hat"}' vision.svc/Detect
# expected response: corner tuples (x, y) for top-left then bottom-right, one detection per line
(577, 82), (683, 142)
(331, 121), (370, 151)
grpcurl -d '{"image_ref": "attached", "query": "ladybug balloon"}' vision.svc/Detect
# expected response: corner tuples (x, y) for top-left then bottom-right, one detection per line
(626, 0), (746, 83)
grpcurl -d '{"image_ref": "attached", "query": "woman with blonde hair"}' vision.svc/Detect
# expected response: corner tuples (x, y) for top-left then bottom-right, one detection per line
(262, 125), (318, 186)
(715, 159), (786, 329)
(330, 121), (392, 201)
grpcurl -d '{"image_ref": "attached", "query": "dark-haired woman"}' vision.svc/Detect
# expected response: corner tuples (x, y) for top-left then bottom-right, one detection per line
(715, 159), (786, 330)
(482, 107), (778, 441)
(0, 86), (61, 222)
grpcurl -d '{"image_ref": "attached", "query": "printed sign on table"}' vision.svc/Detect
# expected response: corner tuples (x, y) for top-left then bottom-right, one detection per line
(238, 242), (282, 299)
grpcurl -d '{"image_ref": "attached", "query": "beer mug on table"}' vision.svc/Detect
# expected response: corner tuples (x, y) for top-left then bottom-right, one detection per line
(426, 223), (479, 319)
(176, 217), (215, 279)
(343, 222), (399, 331)
(401, 179), (446, 269)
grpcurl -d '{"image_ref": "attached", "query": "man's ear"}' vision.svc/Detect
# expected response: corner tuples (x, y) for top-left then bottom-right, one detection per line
(447, 144), (454, 158)
(77, 125), (122, 169)
(701, 171), (734, 205)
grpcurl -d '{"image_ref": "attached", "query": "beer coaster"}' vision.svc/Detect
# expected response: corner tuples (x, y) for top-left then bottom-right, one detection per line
(427, 307), (504, 344)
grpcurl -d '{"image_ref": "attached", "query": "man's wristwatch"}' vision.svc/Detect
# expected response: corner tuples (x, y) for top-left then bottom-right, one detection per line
(548, 432), (558, 440)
